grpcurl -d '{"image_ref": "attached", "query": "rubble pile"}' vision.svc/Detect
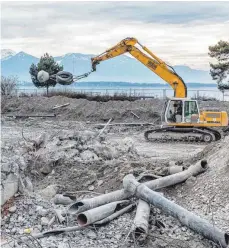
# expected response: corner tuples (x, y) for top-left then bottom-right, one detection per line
(2, 157), (227, 248)
(33, 130), (139, 163)
(24, 129), (146, 193)
(1, 117), (229, 248)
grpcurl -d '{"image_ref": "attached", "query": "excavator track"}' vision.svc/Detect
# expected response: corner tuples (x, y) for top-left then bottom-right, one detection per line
(144, 127), (221, 144)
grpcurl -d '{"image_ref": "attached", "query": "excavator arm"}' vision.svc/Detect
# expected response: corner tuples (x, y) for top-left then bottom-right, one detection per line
(91, 37), (187, 98)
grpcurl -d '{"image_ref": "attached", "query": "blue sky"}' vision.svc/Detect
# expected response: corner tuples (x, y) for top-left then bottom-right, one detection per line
(2, 1), (229, 69)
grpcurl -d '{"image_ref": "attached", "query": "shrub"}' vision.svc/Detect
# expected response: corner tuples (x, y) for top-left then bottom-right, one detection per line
(41, 90), (138, 102)
(191, 94), (218, 101)
(1, 76), (18, 96)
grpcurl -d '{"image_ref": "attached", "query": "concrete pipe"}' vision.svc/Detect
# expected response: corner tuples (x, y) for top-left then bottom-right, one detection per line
(168, 165), (184, 175)
(77, 200), (129, 226)
(68, 190), (130, 215)
(132, 199), (150, 244)
(68, 160), (208, 215)
(53, 194), (74, 205)
(123, 174), (229, 248)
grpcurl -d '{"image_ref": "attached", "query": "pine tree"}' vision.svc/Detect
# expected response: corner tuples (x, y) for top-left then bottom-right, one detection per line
(209, 40), (229, 92)
(29, 53), (63, 95)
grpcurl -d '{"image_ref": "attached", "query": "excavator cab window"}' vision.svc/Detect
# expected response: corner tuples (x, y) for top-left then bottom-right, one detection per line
(166, 100), (183, 123)
(184, 101), (199, 123)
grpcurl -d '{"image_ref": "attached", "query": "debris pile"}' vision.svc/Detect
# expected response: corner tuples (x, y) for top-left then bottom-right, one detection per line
(24, 129), (144, 194)
(2, 157), (228, 248)
(31, 129), (138, 162)
(1, 111), (229, 248)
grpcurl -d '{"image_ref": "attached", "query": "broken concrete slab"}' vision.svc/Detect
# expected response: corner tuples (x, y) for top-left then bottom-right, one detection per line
(39, 185), (58, 200)
(1, 173), (19, 205)
(80, 150), (99, 161)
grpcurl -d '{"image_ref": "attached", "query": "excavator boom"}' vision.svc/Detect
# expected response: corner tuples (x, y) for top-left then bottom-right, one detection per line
(91, 37), (187, 98)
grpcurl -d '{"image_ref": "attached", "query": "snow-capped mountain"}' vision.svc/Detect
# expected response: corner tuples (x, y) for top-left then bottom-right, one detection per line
(1, 51), (39, 81)
(1, 49), (16, 60)
(1, 50), (213, 84)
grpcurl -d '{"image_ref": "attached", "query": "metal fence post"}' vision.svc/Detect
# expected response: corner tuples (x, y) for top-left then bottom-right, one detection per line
(163, 89), (166, 99)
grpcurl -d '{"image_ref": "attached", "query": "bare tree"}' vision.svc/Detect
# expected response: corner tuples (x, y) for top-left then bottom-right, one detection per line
(1, 76), (18, 96)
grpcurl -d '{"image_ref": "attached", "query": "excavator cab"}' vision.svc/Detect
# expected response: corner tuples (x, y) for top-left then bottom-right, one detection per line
(164, 98), (200, 124)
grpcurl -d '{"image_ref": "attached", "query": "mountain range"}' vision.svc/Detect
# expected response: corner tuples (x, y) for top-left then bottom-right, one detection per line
(1, 49), (214, 84)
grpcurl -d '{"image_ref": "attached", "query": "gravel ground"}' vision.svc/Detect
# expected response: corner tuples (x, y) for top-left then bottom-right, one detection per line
(1, 96), (229, 248)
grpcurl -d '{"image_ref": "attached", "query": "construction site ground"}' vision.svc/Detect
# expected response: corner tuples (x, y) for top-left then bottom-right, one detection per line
(1, 96), (229, 248)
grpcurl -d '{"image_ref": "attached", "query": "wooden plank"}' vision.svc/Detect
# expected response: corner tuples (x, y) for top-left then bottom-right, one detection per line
(52, 103), (70, 110)
(89, 122), (154, 126)
(130, 111), (140, 119)
(5, 114), (56, 118)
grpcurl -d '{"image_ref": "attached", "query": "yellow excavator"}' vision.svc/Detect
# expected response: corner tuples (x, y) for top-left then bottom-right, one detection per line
(91, 37), (228, 143)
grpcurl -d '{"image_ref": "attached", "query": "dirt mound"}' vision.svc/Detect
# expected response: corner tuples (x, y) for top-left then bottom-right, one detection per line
(2, 96), (162, 123)
(167, 136), (229, 236)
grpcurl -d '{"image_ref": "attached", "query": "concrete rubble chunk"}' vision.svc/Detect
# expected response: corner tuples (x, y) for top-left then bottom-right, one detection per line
(86, 230), (97, 240)
(18, 157), (27, 170)
(41, 217), (49, 226)
(37, 207), (48, 216)
(1, 172), (7, 181)
(88, 185), (95, 191)
(98, 180), (103, 186)
(8, 205), (17, 213)
(80, 150), (99, 161)
(185, 176), (197, 187)
(19, 176), (33, 193)
(1, 173), (19, 206)
(1, 162), (11, 173)
(24, 177), (33, 192)
(39, 184), (58, 200)
(11, 162), (19, 174)
(40, 164), (52, 175)
(58, 243), (70, 248)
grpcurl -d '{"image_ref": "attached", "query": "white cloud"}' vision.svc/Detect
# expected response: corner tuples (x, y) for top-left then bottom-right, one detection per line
(1, 2), (229, 70)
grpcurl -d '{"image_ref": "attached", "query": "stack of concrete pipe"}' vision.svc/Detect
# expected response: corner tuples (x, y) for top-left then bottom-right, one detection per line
(33, 160), (228, 248)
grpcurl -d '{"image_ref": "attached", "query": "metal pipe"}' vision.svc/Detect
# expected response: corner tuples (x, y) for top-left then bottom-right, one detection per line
(123, 174), (229, 248)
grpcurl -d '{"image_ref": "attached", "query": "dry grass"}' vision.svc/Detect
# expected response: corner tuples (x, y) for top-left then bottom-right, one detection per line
(41, 90), (138, 102)
(191, 94), (218, 101)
